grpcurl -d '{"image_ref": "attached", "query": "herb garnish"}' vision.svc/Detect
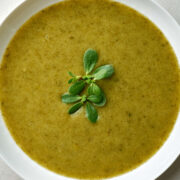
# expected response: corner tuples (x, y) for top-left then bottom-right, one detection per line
(61, 49), (114, 123)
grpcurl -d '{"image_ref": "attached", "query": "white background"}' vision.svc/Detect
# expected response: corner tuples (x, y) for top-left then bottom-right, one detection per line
(0, 0), (180, 179)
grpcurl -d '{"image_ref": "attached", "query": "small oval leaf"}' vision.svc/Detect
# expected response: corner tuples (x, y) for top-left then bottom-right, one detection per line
(68, 72), (75, 77)
(88, 83), (101, 96)
(87, 95), (102, 103)
(69, 80), (85, 95)
(93, 65), (114, 80)
(94, 92), (106, 107)
(86, 102), (98, 123)
(87, 83), (106, 106)
(61, 94), (81, 104)
(83, 49), (98, 74)
(68, 102), (83, 114)
(68, 78), (73, 84)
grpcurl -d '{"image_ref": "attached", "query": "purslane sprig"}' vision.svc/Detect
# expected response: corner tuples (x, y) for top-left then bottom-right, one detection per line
(61, 49), (114, 123)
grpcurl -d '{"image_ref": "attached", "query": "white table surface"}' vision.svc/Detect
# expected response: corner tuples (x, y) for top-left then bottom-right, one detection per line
(0, 0), (180, 179)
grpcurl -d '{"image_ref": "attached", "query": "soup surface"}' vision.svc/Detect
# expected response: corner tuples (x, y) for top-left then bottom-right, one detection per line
(0, 0), (179, 179)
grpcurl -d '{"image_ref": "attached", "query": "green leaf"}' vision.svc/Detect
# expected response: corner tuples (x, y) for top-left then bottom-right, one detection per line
(87, 95), (102, 103)
(69, 80), (85, 95)
(88, 83), (106, 106)
(94, 92), (106, 107)
(88, 83), (101, 96)
(93, 65), (114, 80)
(61, 94), (81, 104)
(83, 49), (98, 74)
(86, 102), (98, 123)
(68, 78), (73, 84)
(68, 72), (75, 77)
(68, 102), (83, 114)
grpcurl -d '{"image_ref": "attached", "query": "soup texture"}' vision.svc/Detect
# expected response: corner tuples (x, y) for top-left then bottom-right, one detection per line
(0, 0), (179, 179)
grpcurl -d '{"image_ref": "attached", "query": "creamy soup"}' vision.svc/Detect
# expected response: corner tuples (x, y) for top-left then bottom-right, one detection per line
(0, 0), (179, 179)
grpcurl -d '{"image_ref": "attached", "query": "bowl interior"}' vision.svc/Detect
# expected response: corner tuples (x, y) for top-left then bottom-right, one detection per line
(0, 0), (180, 180)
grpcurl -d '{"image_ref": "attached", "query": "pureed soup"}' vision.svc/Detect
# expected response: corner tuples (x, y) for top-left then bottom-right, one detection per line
(0, 0), (179, 179)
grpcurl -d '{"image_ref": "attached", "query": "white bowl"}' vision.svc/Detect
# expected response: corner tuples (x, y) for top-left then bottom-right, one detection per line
(0, 0), (180, 179)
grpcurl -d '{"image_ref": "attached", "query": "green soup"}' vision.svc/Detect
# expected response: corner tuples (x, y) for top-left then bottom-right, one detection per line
(0, 0), (179, 179)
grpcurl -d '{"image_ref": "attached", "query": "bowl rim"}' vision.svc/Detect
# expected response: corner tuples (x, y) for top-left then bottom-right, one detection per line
(0, 0), (180, 180)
